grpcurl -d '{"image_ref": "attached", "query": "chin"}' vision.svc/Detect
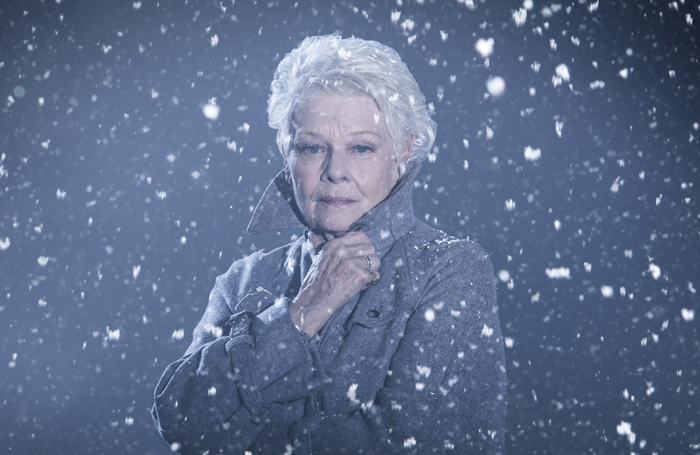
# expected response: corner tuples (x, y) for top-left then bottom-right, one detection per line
(315, 217), (355, 236)
(307, 208), (358, 234)
(317, 223), (351, 236)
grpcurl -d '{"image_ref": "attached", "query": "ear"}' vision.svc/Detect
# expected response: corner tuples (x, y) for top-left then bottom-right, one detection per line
(401, 134), (413, 161)
(397, 134), (413, 173)
(283, 160), (291, 184)
(395, 136), (413, 177)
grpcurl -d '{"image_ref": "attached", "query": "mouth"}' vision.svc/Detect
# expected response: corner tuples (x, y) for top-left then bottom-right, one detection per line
(318, 196), (357, 206)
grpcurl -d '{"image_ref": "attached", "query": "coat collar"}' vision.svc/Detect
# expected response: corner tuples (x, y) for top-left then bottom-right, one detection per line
(247, 161), (421, 257)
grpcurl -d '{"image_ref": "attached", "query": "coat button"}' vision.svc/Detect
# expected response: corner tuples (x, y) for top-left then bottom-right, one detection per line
(367, 309), (380, 318)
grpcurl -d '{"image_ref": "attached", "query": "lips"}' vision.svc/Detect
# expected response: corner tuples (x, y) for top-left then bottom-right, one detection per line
(319, 196), (356, 205)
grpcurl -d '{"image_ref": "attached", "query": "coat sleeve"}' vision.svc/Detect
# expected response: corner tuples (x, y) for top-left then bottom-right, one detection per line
(151, 265), (314, 455)
(291, 241), (507, 454)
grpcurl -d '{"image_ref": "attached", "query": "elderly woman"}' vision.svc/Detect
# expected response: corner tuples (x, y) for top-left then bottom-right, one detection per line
(152, 35), (506, 454)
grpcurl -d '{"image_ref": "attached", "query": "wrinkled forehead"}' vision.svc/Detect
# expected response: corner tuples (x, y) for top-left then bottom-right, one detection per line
(291, 91), (386, 137)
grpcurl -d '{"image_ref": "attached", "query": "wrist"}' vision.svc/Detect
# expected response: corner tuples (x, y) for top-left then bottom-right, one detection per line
(289, 295), (322, 338)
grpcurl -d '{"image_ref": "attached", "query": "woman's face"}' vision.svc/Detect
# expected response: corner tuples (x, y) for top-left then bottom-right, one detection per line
(287, 94), (407, 238)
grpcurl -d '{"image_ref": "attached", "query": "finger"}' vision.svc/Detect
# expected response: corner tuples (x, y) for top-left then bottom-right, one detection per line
(359, 255), (371, 271)
(335, 229), (371, 246)
(358, 254), (381, 271)
(324, 237), (375, 258)
(309, 232), (324, 254)
(353, 244), (376, 258)
(366, 269), (381, 287)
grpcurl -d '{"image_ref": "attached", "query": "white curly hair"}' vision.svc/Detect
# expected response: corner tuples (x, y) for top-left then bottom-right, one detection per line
(267, 34), (437, 171)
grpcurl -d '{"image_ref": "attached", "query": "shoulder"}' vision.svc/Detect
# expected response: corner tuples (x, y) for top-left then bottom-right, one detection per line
(402, 221), (494, 278)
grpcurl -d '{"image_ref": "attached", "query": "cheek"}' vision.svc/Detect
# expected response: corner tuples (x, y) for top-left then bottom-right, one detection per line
(291, 163), (319, 202)
(363, 157), (398, 199)
(377, 156), (399, 185)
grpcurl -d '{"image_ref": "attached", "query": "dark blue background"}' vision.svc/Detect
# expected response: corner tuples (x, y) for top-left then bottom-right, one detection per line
(1, 0), (698, 453)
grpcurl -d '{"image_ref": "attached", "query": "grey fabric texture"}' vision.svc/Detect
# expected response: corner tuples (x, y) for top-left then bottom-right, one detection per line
(152, 161), (507, 454)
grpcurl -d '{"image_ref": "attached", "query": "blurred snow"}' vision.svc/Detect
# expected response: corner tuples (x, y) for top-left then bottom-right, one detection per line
(523, 146), (541, 161)
(616, 421), (636, 444)
(512, 8), (527, 27)
(486, 76), (506, 97)
(475, 38), (494, 57)
(681, 309), (695, 322)
(555, 64), (570, 82)
(203, 103), (220, 120)
(648, 263), (661, 280)
(107, 328), (120, 341)
(601, 286), (614, 298)
(545, 267), (570, 279)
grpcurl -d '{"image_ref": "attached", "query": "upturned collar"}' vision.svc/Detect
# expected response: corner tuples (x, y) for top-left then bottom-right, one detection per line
(247, 161), (421, 257)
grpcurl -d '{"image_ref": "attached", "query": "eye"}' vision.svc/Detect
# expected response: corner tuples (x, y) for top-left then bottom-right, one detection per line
(353, 145), (374, 154)
(300, 145), (322, 154)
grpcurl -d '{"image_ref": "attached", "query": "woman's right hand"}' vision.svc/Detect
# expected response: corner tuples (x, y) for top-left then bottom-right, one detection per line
(288, 230), (380, 339)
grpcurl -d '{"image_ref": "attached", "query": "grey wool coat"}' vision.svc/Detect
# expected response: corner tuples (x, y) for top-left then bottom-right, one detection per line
(152, 161), (507, 454)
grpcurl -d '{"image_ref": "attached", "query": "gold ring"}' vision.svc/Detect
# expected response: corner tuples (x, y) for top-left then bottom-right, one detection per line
(363, 255), (371, 271)
(369, 270), (379, 285)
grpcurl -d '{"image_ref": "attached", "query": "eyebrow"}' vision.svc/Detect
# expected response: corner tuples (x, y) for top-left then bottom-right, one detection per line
(296, 130), (381, 140)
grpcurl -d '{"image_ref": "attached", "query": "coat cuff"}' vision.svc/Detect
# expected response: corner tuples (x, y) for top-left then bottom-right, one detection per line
(250, 298), (311, 382)
(226, 297), (313, 414)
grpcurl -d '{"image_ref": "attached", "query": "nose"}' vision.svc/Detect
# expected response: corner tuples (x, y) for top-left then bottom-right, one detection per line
(320, 149), (349, 184)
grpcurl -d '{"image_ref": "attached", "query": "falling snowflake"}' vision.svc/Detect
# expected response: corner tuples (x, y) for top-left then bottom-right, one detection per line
(486, 76), (506, 96)
(616, 421), (636, 444)
(524, 146), (541, 162)
(681, 309), (695, 322)
(545, 267), (570, 279)
(475, 38), (494, 57)
(512, 8), (527, 26)
(648, 263), (661, 280)
(555, 64), (570, 82)
(203, 103), (220, 120)
(601, 286), (614, 298)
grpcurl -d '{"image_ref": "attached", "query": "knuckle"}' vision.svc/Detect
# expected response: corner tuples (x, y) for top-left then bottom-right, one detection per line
(353, 274), (366, 287)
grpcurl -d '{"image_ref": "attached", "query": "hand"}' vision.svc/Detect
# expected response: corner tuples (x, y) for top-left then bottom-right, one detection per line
(288, 230), (380, 338)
